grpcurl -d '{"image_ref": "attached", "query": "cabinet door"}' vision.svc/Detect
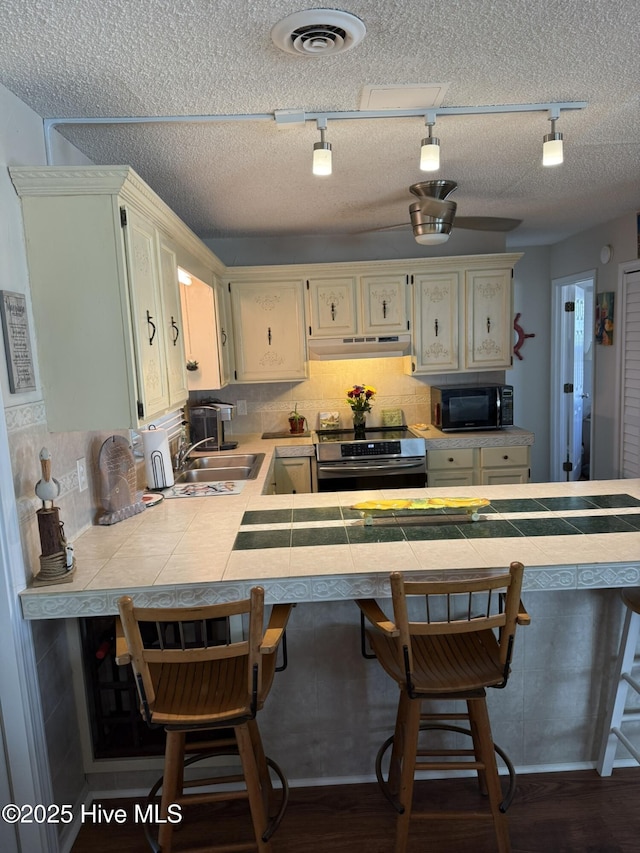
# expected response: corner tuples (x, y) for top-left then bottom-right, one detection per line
(159, 237), (189, 408)
(214, 277), (234, 387)
(231, 280), (307, 382)
(412, 272), (460, 372)
(274, 457), (312, 494)
(122, 208), (169, 421)
(307, 277), (358, 336)
(360, 274), (409, 334)
(465, 268), (513, 369)
(180, 278), (222, 391)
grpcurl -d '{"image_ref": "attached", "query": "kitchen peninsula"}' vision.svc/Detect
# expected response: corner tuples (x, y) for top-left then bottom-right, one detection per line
(19, 432), (640, 619)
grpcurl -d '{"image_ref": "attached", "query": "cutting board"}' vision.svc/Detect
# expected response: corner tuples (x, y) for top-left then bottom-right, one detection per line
(97, 435), (145, 525)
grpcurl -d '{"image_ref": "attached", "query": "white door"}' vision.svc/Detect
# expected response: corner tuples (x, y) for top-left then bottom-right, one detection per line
(619, 269), (640, 477)
(551, 273), (594, 481)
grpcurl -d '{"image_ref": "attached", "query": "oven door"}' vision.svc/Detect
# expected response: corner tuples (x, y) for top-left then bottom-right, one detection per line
(316, 457), (427, 492)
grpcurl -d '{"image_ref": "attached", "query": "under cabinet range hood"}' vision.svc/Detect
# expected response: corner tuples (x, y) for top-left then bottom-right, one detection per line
(307, 333), (411, 360)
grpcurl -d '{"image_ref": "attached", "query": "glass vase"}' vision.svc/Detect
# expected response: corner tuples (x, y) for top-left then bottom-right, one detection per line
(353, 410), (367, 439)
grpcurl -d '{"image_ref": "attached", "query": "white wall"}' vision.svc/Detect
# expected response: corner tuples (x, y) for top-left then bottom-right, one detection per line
(550, 214), (637, 479)
(506, 247), (552, 482)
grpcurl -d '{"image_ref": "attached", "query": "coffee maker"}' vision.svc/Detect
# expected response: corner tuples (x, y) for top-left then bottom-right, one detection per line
(188, 401), (238, 451)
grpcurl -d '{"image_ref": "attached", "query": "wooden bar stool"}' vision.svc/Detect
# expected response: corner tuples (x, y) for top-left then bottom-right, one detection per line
(596, 587), (640, 776)
(357, 562), (528, 853)
(116, 588), (292, 852)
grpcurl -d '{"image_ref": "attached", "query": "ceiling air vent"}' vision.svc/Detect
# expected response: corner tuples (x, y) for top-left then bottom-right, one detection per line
(271, 9), (366, 56)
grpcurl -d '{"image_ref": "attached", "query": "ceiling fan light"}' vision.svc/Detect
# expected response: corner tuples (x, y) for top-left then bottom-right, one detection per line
(420, 137), (440, 171)
(542, 132), (563, 166)
(414, 230), (450, 245)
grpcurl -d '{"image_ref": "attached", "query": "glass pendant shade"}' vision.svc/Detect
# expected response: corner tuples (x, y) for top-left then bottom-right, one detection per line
(313, 141), (332, 176)
(420, 137), (440, 171)
(543, 131), (563, 166)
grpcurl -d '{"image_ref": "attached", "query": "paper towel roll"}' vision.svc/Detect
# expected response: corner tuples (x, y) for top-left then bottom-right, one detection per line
(141, 427), (174, 489)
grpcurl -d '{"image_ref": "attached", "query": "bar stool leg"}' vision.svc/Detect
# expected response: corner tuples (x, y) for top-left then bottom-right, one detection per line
(597, 606), (640, 776)
(467, 698), (511, 853)
(235, 724), (272, 853)
(158, 730), (185, 852)
(394, 694), (422, 853)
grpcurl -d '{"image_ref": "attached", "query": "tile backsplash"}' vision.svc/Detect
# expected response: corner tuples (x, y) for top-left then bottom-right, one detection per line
(190, 356), (506, 436)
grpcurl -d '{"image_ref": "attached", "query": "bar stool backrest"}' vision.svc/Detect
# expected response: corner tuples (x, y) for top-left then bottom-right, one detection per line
(390, 561), (524, 691)
(118, 587), (265, 725)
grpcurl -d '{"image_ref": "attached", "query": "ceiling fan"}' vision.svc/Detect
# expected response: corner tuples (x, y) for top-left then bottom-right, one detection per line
(380, 180), (522, 245)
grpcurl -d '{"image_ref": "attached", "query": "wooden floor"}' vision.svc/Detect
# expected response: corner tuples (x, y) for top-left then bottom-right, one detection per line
(71, 768), (640, 852)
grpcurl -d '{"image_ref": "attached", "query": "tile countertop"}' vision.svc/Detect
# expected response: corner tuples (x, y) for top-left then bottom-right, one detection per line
(19, 428), (640, 617)
(409, 424), (535, 449)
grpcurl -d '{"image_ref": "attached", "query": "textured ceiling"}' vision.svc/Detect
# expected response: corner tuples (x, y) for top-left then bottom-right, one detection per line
(2, 0), (640, 248)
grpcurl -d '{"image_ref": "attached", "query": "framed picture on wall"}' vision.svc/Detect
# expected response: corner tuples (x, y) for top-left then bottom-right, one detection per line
(595, 291), (614, 346)
(0, 290), (36, 392)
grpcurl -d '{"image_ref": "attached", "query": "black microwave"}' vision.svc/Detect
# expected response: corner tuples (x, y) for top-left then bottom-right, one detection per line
(430, 384), (514, 432)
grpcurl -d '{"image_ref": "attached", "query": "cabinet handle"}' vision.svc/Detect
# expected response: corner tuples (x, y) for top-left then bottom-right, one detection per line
(487, 316), (491, 333)
(448, 457), (454, 462)
(434, 318), (439, 337)
(221, 327), (227, 346)
(330, 302), (336, 321)
(146, 310), (156, 346)
(503, 455), (509, 460)
(171, 317), (179, 346)
(382, 299), (387, 319)
(267, 326), (272, 345)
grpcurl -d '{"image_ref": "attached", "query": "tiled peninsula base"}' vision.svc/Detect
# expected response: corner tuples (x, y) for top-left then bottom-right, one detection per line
(75, 588), (640, 796)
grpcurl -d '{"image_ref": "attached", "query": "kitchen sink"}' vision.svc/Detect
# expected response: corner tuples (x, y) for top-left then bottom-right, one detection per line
(174, 453), (264, 483)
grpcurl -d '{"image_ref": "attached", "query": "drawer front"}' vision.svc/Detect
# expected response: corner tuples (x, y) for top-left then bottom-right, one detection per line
(480, 445), (529, 468)
(427, 448), (476, 470)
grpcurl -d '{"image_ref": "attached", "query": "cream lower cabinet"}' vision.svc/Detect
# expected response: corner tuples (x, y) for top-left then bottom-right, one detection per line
(478, 445), (530, 485)
(9, 166), (223, 430)
(273, 456), (312, 494)
(409, 254), (521, 375)
(230, 279), (307, 382)
(427, 445), (530, 487)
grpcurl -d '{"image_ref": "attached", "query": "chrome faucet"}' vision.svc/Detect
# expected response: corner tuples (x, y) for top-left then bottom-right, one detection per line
(173, 437), (217, 472)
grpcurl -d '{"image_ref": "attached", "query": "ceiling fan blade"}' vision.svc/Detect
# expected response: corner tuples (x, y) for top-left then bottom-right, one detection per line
(455, 216), (523, 232)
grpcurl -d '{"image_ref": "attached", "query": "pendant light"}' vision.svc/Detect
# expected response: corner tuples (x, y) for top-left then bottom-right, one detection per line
(312, 118), (332, 176)
(543, 109), (563, 166)
(419, 112), (440, 172)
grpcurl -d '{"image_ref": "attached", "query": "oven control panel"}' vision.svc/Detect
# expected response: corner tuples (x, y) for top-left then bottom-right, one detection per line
(340, 441), (401, 457)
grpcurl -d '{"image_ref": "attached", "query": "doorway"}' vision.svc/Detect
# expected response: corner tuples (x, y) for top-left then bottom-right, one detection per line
(550, 272), (595, 481)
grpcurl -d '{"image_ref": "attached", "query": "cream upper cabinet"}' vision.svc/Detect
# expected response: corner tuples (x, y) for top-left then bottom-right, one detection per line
(10, 166), (221, 430)
(465, 267), (513, 370)
(229, 278), (307, 382)
(180, 275), (234, 391)
(360, 273), (410, 334)
(407, 254), (521, 375)
(158, 236), (189, 408)
(307, 272), (409, 337)
(306, 276), (358, 336)
(412, 271), (460, 372)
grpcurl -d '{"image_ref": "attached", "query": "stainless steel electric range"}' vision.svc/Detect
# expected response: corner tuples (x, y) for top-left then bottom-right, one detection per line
(314, 426), (426, 492)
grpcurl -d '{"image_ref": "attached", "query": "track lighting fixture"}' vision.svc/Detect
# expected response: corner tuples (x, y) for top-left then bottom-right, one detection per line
(419, 111), (440, 172)
(542, 109), (563, 166)
(312, 119), (332, 176)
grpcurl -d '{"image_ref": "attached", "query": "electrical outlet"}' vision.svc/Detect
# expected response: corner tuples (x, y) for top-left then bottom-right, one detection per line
(237, 399), (247, 416)
(76, 457), (88, 492)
